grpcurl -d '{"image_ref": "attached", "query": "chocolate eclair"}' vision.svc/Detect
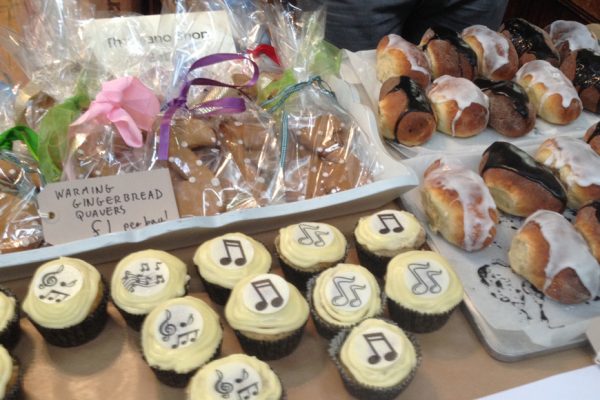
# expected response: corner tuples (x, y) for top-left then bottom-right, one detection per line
(584, 122), (600, 155)
(475, 78), (536, 137)
(574, 201), (600, 263)
(378, 76), (437, 146)
(479, 141), (567, 217)
(500, 18), (560, 67)
(560, 49), (600, 114)
(419, 25), (478, 80)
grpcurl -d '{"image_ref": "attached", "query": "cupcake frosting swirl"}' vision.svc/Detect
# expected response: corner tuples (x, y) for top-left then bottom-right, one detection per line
(194, 233), (272, 289)
(0, 345), (13, 398)
(111, 250), (189, 315)
(385, 251), (463, 313)
(187, 354), (282, 400)
(355, 210), (426, 257)
(142, 296), (222, 373)
(23, 257), (101, 329)
(312, 264), (382, 327)
(0, 290), (15, 332)
(340, 318), (417, 388)
(225, 273), (308, 335)
(277, 222), (347, 269)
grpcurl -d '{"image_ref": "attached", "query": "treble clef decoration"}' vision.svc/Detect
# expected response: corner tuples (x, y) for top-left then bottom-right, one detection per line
(214, 370), (234, 398)
(158, 310), (177, 342)
(38, 265), (64, 290)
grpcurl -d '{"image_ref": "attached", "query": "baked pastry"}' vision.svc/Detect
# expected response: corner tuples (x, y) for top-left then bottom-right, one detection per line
(515, 60), (582, 124)
(547, 20), (600, 61)
(508, 210), (600, 304)
(535, 136), (600, 208)
(111, 250), (190, 330)
(585, 122), (600, 154)
(0, 345), (21, 400)
(225, 273), (309, 360)
(22, 257), (108, 347)
(376, 34), (431, 88)
(426, 75), (489, 138)
(479, 141), (567, 216)
(307, 263), (383, 339)
(378, 76), (437, 147)
(419, 26), (477, 80)
(574, 201), (600, 263)
(421, 158), (498, 251)
(193, 232), (272, 305)
(187, 354), (284, 400)
(559, 49), (600, 114)
(141, 296), (222, 387)
(461, 24), (519, 81)
(274, 222), (348, 291)
(500, 18), (560, 67)
(354, 209), (426, 279)
(329, 317), (420, 400)
(385, 250), (463, 333)
(0, 287), (19, 350)
(474, 78), (536, 137)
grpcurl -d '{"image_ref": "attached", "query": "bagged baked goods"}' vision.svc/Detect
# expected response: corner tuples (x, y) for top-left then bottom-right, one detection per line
(461, 25), (519, 81)
(559, 49), (600, 114)
(479, 141), (567, 217)
(475, 78), (536, 137)
(500, 18), (560, 67)
(584, 122), (600, 154)
(508, 210), (600, 304)
(426, 75), (489, 137)
(378, 76), (436, 146)
(574, 201), (600, 263)
(535, 136), (600, 208)
(376, 34), (431, 88)
(547, 20), (600, 61)
(419, 26), (477, 80)
(515, 60), (582, 124)
(421, 158), (498, 251)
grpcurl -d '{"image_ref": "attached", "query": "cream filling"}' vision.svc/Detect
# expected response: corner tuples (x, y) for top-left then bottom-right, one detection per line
(194, 233), (272, 289)
(225, 273), (309, 335)
(0, 346), (12, 399)
(0, 291), (16, 332)
(385, 250), (463, 314)
(187, 354), (282, 400)
(355, 210), (425, 257)
(142, 296), (222, 373)
(313, 264), (382, 327)
(340, 318), (417, 388)
(22, 257), (100, 329)
(277, 222), (347, 269)
(111, 250), (190, 315)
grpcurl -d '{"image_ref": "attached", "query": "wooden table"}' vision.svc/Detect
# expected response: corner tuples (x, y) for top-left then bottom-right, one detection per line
(2, 202), (594, 400)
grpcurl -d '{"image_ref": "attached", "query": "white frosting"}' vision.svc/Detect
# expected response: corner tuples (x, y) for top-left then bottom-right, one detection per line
(386, 34), (431, 76)
(515, 60), (581, 110)
(0, 345), (13, 399)
(549, 20), (600, 52)
(242, 274), (290, 315)
(462, 25), (510, 76)
(277, 222), (347, 269)
(525, 210), (600, 297)
(33, 264), (83, 304)
(538, 136), (600, 187)
(153, 305), (203, 350)
(0, 291), (16, 332)
(427, 75), (489, 136)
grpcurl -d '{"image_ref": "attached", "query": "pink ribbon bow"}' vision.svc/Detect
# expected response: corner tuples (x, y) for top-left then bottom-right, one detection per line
(71, 76), (160, 148)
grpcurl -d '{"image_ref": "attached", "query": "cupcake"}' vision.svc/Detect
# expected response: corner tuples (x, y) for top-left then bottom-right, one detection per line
(385, 250), (463, 333)
(354, 209), (426, 279)
(141, 296), (222, 388)
(274, 222), (348, 292)
(329, 318), (420, 400)
(307, 263), (384, 339)
(111, 249), (190, 330)
(225, 273), (309, 360)
(187, 354), (284, 400)
(0, 287), (20, 349)
(0, 345), (22, 400)
(193, 233), (272, 305)
(22, 257), (108, 347)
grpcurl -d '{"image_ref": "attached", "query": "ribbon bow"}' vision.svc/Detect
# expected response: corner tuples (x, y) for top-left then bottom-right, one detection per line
(71, 76), (160, 148)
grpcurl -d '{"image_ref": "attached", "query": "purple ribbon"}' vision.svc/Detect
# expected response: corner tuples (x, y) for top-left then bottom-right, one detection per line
(158, 53), (259, 160)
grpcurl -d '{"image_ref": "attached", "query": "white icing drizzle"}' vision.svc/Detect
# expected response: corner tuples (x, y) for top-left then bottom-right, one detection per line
(539, 137), (600, 187)
(549, 20), (600, 52)
(427, 75), (489, 136)
(515, 60), (580, 110)
(462, 25), (510, 76)
(386, 34), (431, 76)
(524, 210), (600, 297)
(423, 158), (497, 251)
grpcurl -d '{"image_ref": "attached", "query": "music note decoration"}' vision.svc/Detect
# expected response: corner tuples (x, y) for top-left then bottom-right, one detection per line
(407, 262), (444, 296)
(329, 275), (369, 309)
(376, 213), (404, 234)
(214, 370), (234, 398)
(219, 239), (248, 267)
(362, 332), (398, 365)
(35, 263), (83, 303)
(154, 305), (204, 350)
(296, 223), (332, 247)
(121, 259), (170, 296)
(213, 365), (261, 400)
(242, 274), (290, 314)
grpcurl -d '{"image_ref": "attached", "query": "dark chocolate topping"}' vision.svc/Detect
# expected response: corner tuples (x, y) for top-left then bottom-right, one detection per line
(574, 49), (600, 91)
(481, 141), (567, 203)
(387, 76), (433, 138)
(588, 123), (600, 143)
(426, 25), (477, 68)
(504, 18), (558, 61)
(475, 78), (530, 118)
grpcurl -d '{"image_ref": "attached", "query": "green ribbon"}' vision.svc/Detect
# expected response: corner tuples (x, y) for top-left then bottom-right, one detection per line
(0, 125), (39, 161)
